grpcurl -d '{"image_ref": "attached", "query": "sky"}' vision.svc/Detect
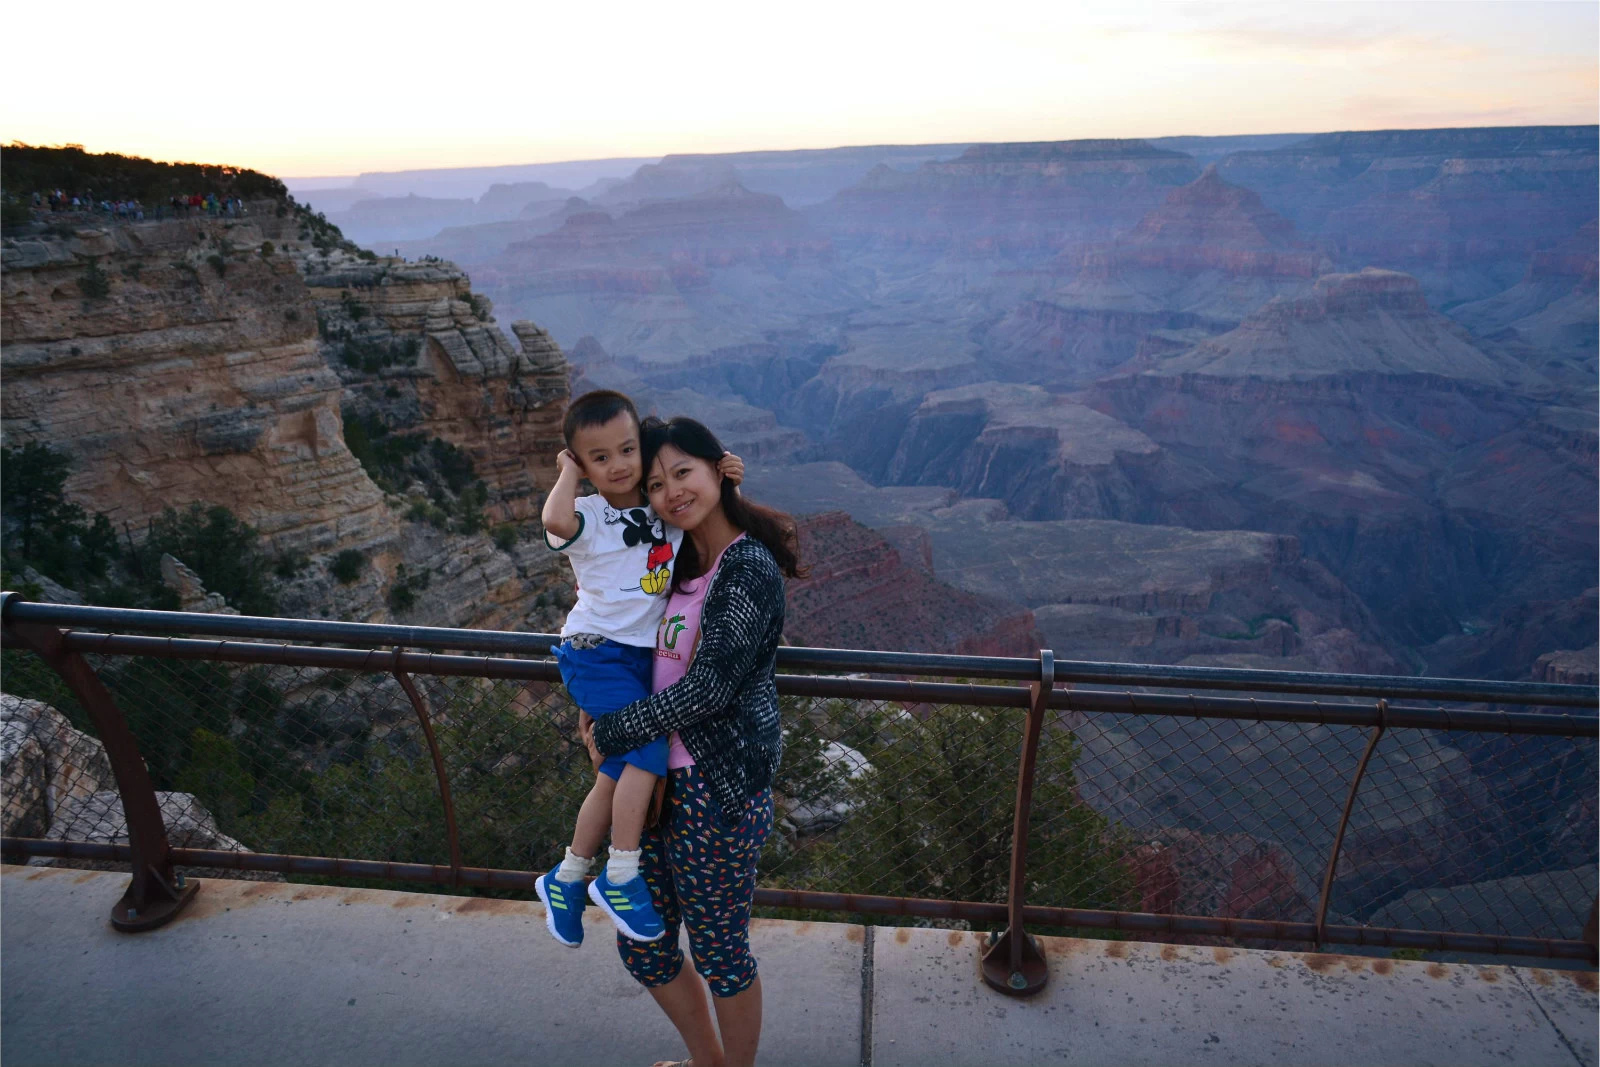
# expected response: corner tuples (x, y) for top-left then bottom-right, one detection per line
(3, 0), (1595, 179)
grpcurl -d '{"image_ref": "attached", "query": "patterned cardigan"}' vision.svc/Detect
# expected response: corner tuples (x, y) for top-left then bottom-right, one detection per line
(592, 536), (786, 825)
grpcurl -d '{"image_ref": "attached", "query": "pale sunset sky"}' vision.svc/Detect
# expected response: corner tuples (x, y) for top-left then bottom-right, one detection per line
(4, 0), (1595, 179)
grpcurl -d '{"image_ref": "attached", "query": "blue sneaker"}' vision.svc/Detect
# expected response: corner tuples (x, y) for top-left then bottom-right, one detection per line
(535, 865), (588, 948)
(588, 872), (666, 942)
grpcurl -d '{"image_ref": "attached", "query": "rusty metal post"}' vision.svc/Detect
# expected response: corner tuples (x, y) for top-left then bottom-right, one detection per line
(982, 649), (1053, 996)
(392, 649), (464, 886)
(1314, 698), (1387, 948)
(2, 597), (198, 931)
(1583, 898), (1597, 964)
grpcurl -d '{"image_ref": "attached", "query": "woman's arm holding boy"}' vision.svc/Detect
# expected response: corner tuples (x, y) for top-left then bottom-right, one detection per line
(591, 546), (781, 754)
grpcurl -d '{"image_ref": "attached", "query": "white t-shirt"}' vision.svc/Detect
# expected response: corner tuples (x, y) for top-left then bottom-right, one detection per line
(546, 494), (684, 647)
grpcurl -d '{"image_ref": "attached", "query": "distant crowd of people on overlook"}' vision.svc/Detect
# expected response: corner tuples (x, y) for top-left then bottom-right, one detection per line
(31, 189), (249, 221)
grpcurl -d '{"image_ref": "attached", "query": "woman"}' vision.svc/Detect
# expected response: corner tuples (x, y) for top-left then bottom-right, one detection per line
(582, 415), (802, 1067)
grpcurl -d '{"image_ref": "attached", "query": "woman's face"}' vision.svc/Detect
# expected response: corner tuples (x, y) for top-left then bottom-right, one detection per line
(645, 443), (723, 530)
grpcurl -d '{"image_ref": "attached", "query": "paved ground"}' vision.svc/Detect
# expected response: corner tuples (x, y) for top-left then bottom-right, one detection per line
(3, 865), (1594, 1066)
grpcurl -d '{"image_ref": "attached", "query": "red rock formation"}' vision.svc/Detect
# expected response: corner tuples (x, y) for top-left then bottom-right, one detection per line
(1125, 829), (1312, 934)
(784, 512), (1038, 656)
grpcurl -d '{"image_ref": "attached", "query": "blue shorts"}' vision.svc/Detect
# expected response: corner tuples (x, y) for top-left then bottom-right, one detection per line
(554, 638), (668, 780)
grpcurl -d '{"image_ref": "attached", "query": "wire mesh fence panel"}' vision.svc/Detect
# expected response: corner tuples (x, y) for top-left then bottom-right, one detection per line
(1, 648), (594, 882)
(1338, 727), (1599, 941)
(4, 639), (1596, 950)
(1059, 707), (1370, 928)
(1, 648), (122, 854)
(425, 675), (593, 874)
(762, 694), (1028, 907)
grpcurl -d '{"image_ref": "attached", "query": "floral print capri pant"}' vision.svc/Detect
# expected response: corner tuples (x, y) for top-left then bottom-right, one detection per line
(618, 765), (774, 997)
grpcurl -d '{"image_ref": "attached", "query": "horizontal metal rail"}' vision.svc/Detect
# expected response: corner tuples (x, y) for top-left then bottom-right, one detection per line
(4, 595), (1595, 982)
(32, 631), (1600, 737)
(5, 598), (1594, 708)
(5, 838), (1590, 961)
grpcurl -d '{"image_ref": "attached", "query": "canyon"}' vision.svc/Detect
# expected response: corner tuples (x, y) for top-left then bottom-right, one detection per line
(3, 132), (1594, 938)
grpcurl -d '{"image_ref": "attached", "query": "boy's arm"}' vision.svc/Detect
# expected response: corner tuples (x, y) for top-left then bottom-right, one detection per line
(541, 450), (584, 543)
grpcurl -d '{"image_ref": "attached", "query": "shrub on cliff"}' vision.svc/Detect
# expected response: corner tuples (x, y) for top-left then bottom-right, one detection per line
(329, 549), (366, 584)
(761, 696), (1135, 927)
(342, 411), (489, 532)
(78, 258), (111, 299)
(1, 443), (282, 613)
(138, 504), (280, 616)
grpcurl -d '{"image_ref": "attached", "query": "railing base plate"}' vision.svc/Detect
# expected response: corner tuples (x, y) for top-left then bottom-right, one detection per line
(981, 927), (1048, 997)
(111, 877), (199, 933)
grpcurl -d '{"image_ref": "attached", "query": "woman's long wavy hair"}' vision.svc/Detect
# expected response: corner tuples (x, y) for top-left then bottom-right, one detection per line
(639, 416), (804, 592)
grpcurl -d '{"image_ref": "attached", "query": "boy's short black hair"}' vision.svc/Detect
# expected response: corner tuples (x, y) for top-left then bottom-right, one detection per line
(562, 390), (640, 448)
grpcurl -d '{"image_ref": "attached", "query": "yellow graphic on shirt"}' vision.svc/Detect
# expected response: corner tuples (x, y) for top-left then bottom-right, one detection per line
(639, 566), (671, 596)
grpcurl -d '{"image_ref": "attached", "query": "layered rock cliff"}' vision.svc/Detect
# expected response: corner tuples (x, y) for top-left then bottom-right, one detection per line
(1, 207), (573, 631)
(784, 511), (1038, 656)
(1, 215), (391, 554)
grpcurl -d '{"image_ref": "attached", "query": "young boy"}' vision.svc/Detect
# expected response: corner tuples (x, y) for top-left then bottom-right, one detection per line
(535, 389), (742, 947)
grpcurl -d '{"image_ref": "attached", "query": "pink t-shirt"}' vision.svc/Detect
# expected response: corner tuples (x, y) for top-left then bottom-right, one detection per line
(654, 534), (746, 768)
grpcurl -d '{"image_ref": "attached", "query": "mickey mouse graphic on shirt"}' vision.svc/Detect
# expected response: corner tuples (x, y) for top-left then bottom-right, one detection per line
(604, 504), (674, 595)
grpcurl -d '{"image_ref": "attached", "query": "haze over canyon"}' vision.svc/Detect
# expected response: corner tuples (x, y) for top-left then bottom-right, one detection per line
(288, 126), (1598, 685)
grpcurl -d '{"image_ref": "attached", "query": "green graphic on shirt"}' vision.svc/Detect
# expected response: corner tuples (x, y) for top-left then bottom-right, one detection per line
(663, 614), (687, 649)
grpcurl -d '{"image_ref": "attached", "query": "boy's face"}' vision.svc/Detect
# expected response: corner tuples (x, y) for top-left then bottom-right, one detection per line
(569, 412), (643, 500)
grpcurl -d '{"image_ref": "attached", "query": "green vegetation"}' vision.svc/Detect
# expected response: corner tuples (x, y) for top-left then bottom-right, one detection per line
(78, 258), (111, 299)
(0, 442), (279, 614)
(293, 203), (361, 256)
(2, 143), (287, 203)
(760, 695), (1135, 931)
(1209, 612), (1299, 641)
(342, 410), (489, 534)
(206, 253), (227, 278)
(387, 563), (431, 612)
(329, 549), (366, 584)
(339, 336), (419, 374)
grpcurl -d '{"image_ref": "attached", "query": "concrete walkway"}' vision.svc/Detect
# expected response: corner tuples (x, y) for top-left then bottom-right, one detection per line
(2, 865), (1593, 1066)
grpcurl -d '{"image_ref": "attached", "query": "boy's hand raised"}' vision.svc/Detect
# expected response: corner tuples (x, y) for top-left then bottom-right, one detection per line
(555, 449), (582, 480)
(718, 451), (745, 487)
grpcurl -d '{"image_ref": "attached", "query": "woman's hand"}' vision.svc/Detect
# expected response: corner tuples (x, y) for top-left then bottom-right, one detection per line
(718, 450), (745, 487)
(577, 710), (604, 770)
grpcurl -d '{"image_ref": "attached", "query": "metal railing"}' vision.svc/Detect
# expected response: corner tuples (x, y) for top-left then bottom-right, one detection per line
(2, 594), (1595, 996)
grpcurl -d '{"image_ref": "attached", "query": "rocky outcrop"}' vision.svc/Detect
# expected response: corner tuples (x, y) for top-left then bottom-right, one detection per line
(1086, 269), (1588, 645)
(981, 169), (1332, 382)
(1, 694), (113, 841)
(750, 462), (1403, 673)
(1126, 829), (1310, 930)
(1449, 219), (1598, 388)
(2, 211), (575, 632)
(883, 383), (1161, 520)
(1136, 269), (1535, 386)
(1534, 645), (1598, 686)
(160, 554), (240, 615)
(306, 255), (569, 522)
(1, 220), (392, 555)
(1213, 126), (1600, 309)
(820, 139), (1202, 256)
(783, 511), (1038, 656)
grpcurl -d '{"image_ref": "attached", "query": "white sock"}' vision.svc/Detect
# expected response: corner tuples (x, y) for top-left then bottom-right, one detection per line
(558, 848), (592, 883)
(606, 847), (642, 884)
